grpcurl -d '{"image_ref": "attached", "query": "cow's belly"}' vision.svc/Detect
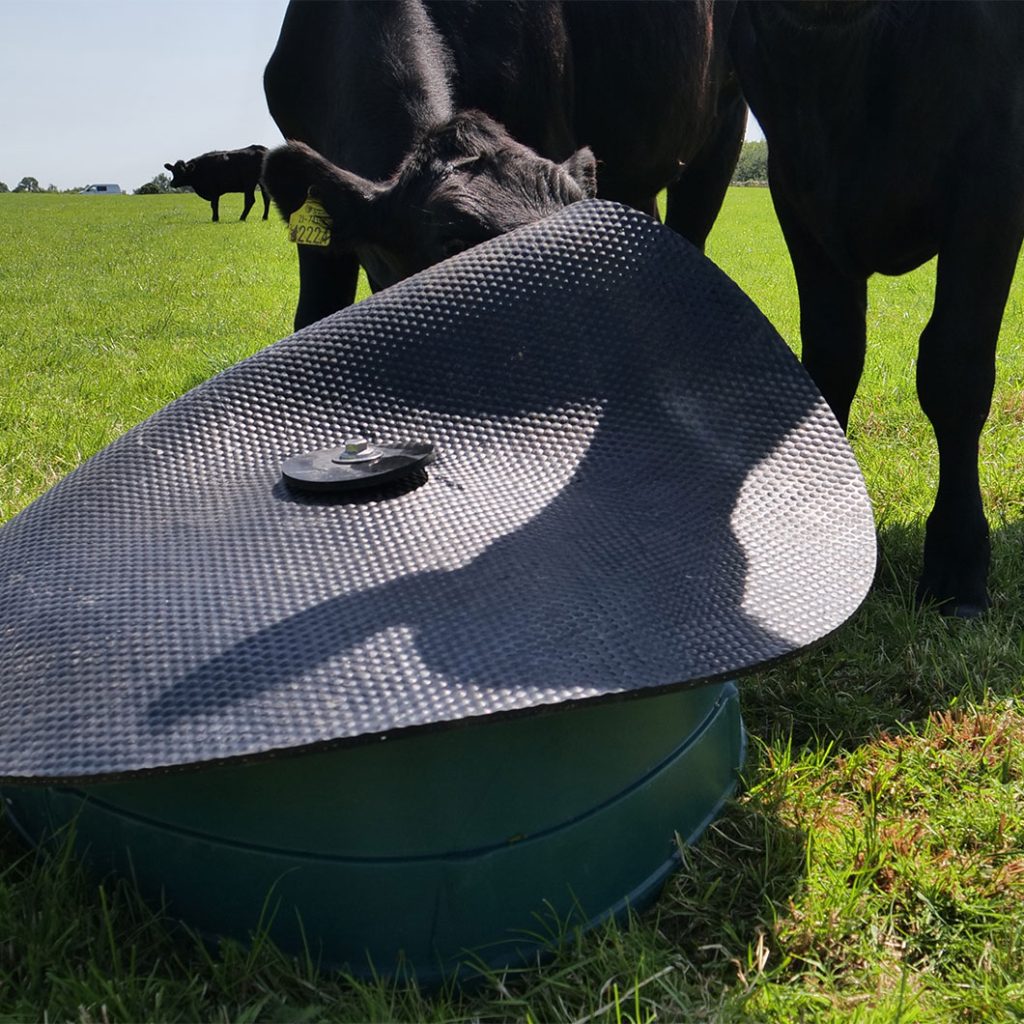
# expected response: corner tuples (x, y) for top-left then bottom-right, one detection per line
(849, 214), (941, 278)
(795, 179), (943, 279)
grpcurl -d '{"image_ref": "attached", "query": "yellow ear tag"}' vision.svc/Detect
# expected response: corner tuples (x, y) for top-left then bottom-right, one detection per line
(288, 197), (332, 247)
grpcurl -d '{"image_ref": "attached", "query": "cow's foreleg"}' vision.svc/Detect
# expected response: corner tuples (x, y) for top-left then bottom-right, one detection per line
(294, 247), (360, 330)
(914, 214), (1023, 616)
(664, 84), (746, 251)
(241, 190), (256, 221)
(773, 189), (867, 431)
(260, 186), (271, 221)
(210, 196), (220, 222)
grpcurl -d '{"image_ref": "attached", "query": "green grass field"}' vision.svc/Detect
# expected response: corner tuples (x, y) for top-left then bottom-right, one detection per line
(1, 190), (1023, 1023)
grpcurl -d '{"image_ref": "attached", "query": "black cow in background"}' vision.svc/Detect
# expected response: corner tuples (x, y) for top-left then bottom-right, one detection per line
(164, 144), (271, 222)
(731, 1), (1024, 616)
(262, 0), (744, 330)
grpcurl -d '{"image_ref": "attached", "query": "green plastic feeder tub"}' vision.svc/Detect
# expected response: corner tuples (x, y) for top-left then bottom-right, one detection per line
(3, 681), (743, 984)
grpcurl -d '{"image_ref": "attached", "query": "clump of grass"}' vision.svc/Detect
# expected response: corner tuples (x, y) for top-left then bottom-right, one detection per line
(738, 704), (1024, 1022)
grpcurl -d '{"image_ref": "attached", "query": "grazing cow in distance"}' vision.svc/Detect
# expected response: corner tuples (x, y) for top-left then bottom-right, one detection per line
(163, 144), (271, 222)
(730, 1), (1024, 616)
(262, 0), (745, 330)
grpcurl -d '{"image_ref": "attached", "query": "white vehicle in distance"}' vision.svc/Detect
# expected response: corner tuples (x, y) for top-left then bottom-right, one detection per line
(79, 183), (122, 195)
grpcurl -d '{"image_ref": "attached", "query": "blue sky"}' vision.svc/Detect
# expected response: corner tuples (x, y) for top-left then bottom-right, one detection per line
(0, 0), (762, 193)
(0, 0), (285, 191)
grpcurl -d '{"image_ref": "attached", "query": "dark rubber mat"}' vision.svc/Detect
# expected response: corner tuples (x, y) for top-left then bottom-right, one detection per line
(0, 200), (875, 782)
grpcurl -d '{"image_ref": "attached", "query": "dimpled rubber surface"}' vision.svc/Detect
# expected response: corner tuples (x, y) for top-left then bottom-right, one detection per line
(0, 200), (875, 782)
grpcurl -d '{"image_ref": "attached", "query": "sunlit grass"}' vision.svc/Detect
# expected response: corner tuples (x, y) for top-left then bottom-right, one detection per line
(1, 188), (1023, 1021)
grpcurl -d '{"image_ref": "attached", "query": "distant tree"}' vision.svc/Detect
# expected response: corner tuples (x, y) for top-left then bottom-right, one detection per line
(13, 176), (41, 193)
(46, 184), (58, 193)
(135, 172), (189, 195)
(0, 182), (9, 193)
(135, 173), (167, 195)
(732, 140), (768, 185)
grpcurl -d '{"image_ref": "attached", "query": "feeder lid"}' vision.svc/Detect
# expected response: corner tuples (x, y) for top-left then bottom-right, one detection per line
(0, 200), (875, 783)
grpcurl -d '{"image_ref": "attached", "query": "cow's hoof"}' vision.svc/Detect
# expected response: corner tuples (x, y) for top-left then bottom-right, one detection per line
(948, 601), (988, 620)
(915, 579), (990, 619)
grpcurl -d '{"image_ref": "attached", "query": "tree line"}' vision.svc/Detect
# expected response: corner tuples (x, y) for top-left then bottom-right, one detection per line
(0, 173), (191, 194)
(731, 140), (767, 185)
(4, 144), (768, 196)
(0, 177), (66, 193)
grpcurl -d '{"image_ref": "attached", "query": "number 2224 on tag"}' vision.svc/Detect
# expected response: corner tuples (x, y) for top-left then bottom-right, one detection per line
(288, 199), (332, 247)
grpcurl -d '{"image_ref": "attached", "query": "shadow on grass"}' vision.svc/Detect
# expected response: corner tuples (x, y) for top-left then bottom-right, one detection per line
(654, 794), (807, 982)
(738, 516), (1024, 754)
(612, 514), (1024, 1002)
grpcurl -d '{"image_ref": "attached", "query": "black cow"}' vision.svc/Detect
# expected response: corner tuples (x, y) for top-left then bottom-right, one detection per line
(730, 1), (1024, 617)
(262, 0), (745, 330)
(163, 144), (271, 222)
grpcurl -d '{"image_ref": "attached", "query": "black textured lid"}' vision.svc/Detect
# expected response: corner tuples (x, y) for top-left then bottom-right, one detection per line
(0, 200), (875, 782)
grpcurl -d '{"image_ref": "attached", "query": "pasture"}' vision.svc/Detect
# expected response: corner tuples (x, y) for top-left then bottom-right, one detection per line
(1, 189), (1023, 1022)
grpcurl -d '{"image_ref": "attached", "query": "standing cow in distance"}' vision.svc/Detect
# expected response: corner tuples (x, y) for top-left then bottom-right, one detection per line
(262, 0), (745, 330)
(163, 144), (271, 222)
(730, 1), (1024, 616)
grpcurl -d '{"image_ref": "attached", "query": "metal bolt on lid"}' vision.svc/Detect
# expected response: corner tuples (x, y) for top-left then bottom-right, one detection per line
(332, 438), (383, 464)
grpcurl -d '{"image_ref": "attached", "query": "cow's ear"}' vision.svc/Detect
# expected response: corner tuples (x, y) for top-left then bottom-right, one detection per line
(163, 163), (174, 172)
(561, 147), (598, 199)
(262, 141), (386, 247)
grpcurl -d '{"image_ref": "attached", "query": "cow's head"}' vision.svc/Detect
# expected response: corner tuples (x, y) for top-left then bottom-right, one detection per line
(163, 159), (193, 189)
(262, 110), (597, 287)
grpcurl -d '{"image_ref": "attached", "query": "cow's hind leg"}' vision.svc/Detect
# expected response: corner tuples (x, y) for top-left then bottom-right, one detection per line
(260, 186), (270, 220)
(915, 210), (1024, 616)
(210, 196), (220, 222)
(664, 84), (746, 251)
(241, 190), (256, 221)
(773, 188), (868, 431)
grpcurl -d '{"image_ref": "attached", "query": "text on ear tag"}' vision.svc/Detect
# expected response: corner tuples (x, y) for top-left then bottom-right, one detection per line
(288, 198), (332, 247)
